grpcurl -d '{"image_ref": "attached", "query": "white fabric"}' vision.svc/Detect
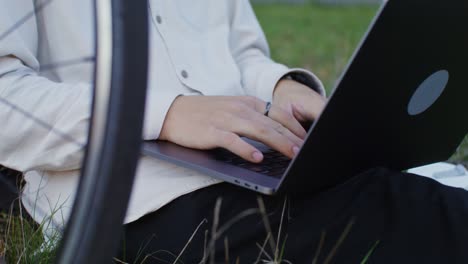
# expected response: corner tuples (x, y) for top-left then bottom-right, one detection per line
(408, 162), (468, 190)
(0, 0), (325, 227)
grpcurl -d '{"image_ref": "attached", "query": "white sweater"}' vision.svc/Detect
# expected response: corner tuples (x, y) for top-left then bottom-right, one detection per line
(0, 0), (324, 228)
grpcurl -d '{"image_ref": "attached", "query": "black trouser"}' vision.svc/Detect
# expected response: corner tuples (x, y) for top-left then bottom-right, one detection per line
(0, 167), (21, 212)
(118, 168), (468, 263)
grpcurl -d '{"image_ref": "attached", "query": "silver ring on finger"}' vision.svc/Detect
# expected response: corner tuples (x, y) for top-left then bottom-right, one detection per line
(263, 102), (272, 117)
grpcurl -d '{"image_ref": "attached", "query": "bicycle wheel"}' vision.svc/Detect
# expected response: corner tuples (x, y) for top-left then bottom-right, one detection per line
(56, 0), (148, 263)
(0, 0), (148, 263)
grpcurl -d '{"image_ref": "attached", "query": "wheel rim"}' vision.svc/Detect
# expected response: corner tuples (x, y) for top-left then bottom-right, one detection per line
(56, 0), (148, 262)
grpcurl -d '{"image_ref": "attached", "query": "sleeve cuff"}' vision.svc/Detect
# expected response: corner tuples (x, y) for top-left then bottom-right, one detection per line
(142, 89), (199, 140)
(283, 68), (326, 97)
(254, 62), (292, 103)
(255, 65), (326, 103)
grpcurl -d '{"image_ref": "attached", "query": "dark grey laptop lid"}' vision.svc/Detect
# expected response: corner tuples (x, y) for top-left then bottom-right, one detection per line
(277, 0), (468, 194)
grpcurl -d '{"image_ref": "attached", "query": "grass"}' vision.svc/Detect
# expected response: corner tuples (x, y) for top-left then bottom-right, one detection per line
(114, 197), (365, 264)
(0, 205), (58, 263)
(254, 3), (378, 91)
(1, 3), (467, 263)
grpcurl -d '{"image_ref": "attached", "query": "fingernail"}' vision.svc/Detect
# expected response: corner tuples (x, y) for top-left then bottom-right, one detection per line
(252, 151), (263, 162)
(292, 146), (300, 156)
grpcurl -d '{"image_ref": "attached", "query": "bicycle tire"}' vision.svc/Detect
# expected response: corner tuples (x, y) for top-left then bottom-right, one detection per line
(55, 0), (148, 263)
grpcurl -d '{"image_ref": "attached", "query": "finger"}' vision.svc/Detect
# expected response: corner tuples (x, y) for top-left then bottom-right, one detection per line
(267, 105), (307, 139)
(239, 97), (307, 139)
(223, 98), (300, 158)
(230, 117), (300, 159)
(263, 116), (304, 147)
(214, 130), (264, 163)
(251, 112), (304, 147)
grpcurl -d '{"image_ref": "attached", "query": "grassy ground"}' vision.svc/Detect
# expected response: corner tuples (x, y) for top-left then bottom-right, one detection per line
(1, 3), (467, 263)
(254, 3), (378, 91)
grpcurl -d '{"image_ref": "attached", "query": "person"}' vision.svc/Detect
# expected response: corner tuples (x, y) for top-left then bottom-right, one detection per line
(1, 0), (468, 263)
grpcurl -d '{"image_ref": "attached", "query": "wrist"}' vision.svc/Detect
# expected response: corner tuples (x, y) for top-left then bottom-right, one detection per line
(276, 70), (326, 97)
(273, 79), (301, 99)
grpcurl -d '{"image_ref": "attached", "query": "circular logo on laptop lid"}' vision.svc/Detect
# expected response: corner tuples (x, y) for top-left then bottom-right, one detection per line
(408, 70), (449, 116)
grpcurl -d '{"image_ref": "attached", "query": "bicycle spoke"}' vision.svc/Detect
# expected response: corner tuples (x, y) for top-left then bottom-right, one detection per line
(0, 97), (86, 148)
(0, 0), (91, 151)
(40, 56), (96, 72)
(0, 0), (54, 41)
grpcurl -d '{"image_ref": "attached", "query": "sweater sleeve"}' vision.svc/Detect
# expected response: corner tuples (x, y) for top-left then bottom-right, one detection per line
(228, 0), (325, 103)
(0, 1), (91, 172)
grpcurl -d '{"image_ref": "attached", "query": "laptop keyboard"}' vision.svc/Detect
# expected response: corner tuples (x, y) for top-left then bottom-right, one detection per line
(213, 148), (290, 178)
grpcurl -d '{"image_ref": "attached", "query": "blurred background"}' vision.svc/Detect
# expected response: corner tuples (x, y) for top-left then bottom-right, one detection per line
(252, 0), (468, 165)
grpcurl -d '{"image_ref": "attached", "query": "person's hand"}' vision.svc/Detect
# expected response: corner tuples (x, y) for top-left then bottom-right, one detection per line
(273, 79), (327, 126)
(159, 96), (308, 163)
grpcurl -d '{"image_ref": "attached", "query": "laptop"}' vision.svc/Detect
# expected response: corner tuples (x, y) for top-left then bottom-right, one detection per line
(143, 0), (468, 195)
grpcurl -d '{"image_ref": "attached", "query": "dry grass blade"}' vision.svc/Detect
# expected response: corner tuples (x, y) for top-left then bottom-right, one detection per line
(204, 206), (259, 262)
(0, 239), (4, 254)
(360, 240), (380, 264)
(18, 202), (26, 264)
(134, 234), (157, 264)
(173, 219), (208, 264)
(224, 237), (229, 264)
(256, 197), (276, 256)
(141, 250), (180, 264)
(112, 257), (129, 264)
(277, 234), (288, 263)
(0, 238), (5, 262)
(198, 230), (209, 264)
(322, 217), (356, 264)
(311, 231), (326, 264)
(209, 198), (223, 264)
(274, 197), (288, 262)
(146, 253), (178, 264)
(255, 233), (273, 264)
(202, 206), (260, 261)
